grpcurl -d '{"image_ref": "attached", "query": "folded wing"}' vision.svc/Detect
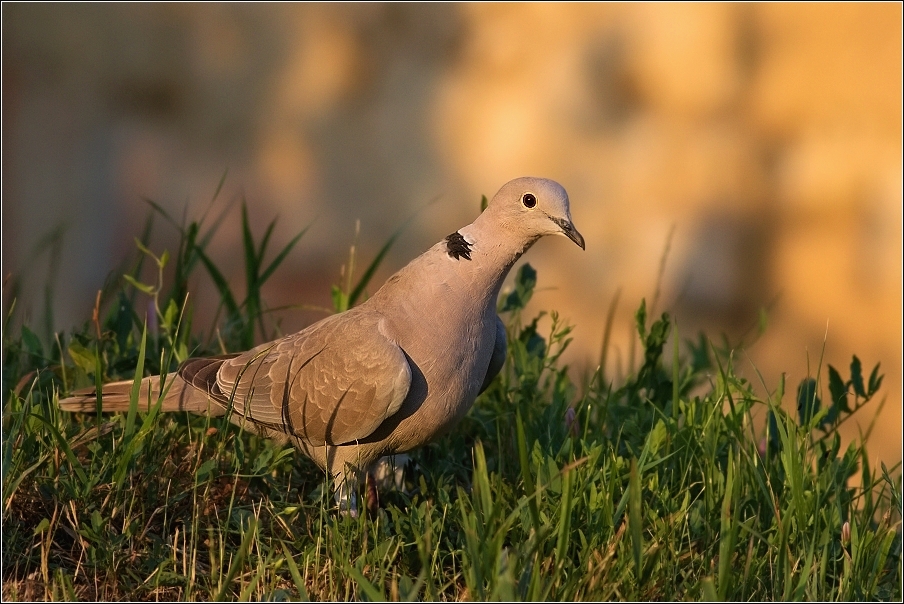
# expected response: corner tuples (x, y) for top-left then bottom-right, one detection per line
(183, 312), (411, 447)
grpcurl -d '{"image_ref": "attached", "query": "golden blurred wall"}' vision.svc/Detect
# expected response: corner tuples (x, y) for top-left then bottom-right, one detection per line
(3, 4), (901, 463)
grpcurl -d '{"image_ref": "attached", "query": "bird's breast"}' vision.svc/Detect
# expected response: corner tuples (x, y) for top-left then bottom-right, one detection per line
(384, 302), (497, 448)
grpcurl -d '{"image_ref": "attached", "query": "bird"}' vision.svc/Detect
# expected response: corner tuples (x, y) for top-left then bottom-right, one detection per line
(58, 176), (585, 514)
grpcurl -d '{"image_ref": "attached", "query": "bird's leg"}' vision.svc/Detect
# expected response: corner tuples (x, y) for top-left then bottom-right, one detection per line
(333, 456), (411, 517)
(368, 454), (410, 492)
(363, 454), (412, 514)
(365, 470), (380, 517)
(334, 476), (360, 517)
(333, 462), (366, 518)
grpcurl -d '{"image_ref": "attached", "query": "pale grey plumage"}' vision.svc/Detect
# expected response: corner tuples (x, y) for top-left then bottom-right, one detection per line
(59, 176), (584, 510)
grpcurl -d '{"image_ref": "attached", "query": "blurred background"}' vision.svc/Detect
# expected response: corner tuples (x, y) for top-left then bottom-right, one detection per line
(3, 4), (901, 465)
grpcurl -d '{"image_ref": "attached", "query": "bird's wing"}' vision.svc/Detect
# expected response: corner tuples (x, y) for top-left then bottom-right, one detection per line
(478, 315), (507, 394)
(208, 311), (411, 447)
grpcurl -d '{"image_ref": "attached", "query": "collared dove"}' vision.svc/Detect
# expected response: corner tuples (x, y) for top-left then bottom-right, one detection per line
(59, 176), (584, 513)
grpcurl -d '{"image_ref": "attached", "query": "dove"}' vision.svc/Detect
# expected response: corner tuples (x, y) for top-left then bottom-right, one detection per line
(59, 176), (585, 514)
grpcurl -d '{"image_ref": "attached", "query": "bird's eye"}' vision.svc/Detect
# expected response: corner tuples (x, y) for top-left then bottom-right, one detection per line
(521, 193), (537, 208)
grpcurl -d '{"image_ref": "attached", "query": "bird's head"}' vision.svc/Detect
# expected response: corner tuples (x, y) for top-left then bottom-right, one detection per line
(487, 177), (585, 250)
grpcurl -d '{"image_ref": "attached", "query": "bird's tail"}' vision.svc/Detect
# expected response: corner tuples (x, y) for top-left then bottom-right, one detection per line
(58, 373), (219, 415)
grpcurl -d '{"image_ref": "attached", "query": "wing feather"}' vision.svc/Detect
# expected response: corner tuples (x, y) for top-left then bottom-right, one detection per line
(214, 310), (411, 446)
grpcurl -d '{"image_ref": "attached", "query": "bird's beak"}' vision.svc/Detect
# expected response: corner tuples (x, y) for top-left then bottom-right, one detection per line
(552, 216), (585, 250)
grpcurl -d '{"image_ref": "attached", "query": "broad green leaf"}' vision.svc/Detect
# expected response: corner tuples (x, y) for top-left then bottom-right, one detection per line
(635, 298), (647, 340)
(867, 363), (883, 398)
(21, 325), (43, 358)
(850, 355), (865, 398)
(122, 274), (155, 295)
(500, 263), (538, 313)
(68, 340), (97, 374)
(828, 365), (849, 414)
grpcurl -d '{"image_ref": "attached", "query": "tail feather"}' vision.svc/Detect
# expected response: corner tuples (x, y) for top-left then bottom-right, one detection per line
(58, 373), (224, 415)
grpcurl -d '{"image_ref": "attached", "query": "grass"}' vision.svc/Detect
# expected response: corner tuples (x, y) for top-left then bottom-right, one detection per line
(2, 189), (901, 601)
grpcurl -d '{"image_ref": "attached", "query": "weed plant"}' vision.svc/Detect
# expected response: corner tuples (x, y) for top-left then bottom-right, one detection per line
(2, 190), (901, 600)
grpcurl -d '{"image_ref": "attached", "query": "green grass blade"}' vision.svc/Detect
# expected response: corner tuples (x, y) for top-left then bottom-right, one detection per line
(124, 322), (148, 440)
(256, 218), (277, 277)
(211, 167), (229, 206)
(279, 541), (310, 600)
(214, 516), (258, 600)
(555, 466), (574, 567)
(473, 440), (493, 520)
(194, 245), (240, 318)
(516, 409), (542, 534)
(346, 565), (386, 601)
(701, 576), (719, 601)
(93, 342), (104, 423)
(241, 202), (260, 295)
(717, 455), (736, 600)
(672, 317), (680, 405)
(258, 223), (311, 286)
(31, 414), (88, 488)
(629, 457), (643, 583)
(348, 226), (403, 308)
(237, 554), (269, 602)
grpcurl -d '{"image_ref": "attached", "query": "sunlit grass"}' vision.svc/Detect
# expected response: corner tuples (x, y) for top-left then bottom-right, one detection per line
(2, 188), (900, 600)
